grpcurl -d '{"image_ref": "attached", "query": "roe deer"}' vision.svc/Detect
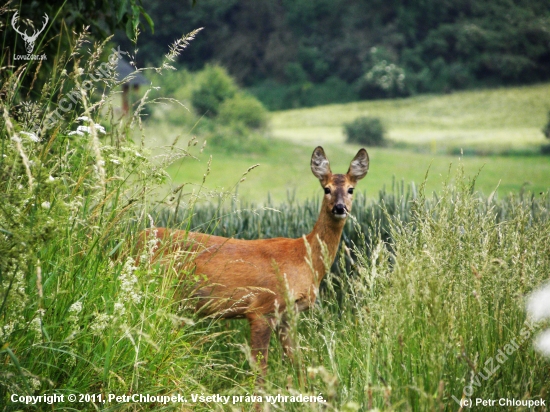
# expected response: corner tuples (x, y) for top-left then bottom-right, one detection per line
(139, 146), (369, 377)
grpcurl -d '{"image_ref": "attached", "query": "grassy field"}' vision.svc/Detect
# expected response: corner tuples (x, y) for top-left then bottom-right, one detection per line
(270, 83), (550, 153)
(3, 44), (550, 412)
(164, 140), (550, 203)
(152, 83), (550, 204)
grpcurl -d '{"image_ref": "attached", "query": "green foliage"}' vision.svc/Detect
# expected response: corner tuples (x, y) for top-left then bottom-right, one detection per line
(208, 122), (269, 154)
(218, 92), (268, 129)
(542, 113), (550, 155)
(543, 110), (550, 140)
(3, 17), (550, 410)
(191, 65), (238, 117)
(0, 28), (228, 409)
(249, 77), (358, 111)
(116, 0), (550, 109)
(149, 64), (270, 154)
(343, 116), (386, 146)
(357, 47), (408, 99)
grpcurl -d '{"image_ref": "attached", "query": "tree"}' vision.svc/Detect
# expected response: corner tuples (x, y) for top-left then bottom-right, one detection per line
(1, 0), (155, 99)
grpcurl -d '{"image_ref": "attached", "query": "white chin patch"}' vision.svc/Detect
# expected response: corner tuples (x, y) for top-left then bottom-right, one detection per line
(333, 212), (347, 219)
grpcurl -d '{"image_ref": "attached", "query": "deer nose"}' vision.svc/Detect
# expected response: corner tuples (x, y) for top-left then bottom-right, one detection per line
(332, 204), (347, 216)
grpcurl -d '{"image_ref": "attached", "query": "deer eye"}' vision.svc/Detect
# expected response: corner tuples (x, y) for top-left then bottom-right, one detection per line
(324, 187), (331, 195)
(348, 188), (354, 194)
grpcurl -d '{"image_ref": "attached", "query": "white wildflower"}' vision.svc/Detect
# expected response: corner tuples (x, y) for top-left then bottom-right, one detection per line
(534, 330), (550, 356)
(65, 354), (76, 367)
(66, 301), (83, 341)
(30, 315), (43, 344)
(140, 236), (159, 263)
(1, 322), (15, 339)
(30, 317), (42, 335)
(29, 378), (41, 391)
(114, 302), (126, 317)
(41, 201), (51, 209)
(93, 124), (106, 134)
(118, 257), (142, 304)
(76, 116), (90, 122)
(90, 313), (112, 336)
(69, 301), (83, 314)
(77, 125), (91, 134)
(20, 131), (40, 142)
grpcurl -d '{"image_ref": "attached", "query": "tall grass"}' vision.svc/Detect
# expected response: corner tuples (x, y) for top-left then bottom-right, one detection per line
(0, 26), (235, 411)
(153, 168), (550, 410)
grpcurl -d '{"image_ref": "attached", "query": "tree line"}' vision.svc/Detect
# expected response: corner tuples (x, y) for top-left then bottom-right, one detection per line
(115, 0), (550, 108)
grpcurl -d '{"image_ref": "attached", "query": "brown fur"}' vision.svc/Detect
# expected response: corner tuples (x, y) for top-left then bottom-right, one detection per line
(137, 146), (369, 377)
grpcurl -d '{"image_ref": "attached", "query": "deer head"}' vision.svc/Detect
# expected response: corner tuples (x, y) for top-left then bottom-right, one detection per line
(311, 146), (369, 221)
(12, 12), (49, 54)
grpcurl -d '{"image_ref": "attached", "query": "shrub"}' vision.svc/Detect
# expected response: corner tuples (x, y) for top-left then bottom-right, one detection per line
(218, 92), (268, 129)
(191, 64), (237, 117)
(343, 116), (386, 146)
(209, 122), (269, 154)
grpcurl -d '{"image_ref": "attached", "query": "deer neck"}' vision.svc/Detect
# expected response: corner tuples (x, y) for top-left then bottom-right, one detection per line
(305, 203), (346, 287)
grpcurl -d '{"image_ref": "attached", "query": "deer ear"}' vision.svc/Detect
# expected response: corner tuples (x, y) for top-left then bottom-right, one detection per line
(311, 146), (332, 185)
(347, 148), (369, 181)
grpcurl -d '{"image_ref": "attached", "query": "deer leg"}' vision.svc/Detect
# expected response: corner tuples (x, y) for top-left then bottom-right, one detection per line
(247, 314), (273, 380)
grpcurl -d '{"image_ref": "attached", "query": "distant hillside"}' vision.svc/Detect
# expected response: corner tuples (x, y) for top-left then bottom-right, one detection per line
(271, 83), (550, 154)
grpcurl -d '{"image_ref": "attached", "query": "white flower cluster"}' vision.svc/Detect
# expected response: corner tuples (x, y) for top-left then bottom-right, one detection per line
(113, 301), (126, 317)
(29, 309), (45, 344)
(87, 258), (144, 339)
(118, 257), (142, 305)
(90, 312), (112, 336)
(140, 231), (159, 264)
(19, 131), (40, 142)
(66, 301), (83, 341)
(68, 116), (106, 136)
(67, 196), (84, 225)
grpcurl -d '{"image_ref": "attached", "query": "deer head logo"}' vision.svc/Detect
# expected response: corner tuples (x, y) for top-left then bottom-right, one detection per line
(11, 12), (49, 54)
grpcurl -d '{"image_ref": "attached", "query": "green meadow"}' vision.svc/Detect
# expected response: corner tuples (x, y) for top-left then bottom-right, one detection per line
(158, 83), (550, 203)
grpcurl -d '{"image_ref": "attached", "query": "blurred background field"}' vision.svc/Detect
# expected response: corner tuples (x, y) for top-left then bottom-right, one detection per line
(143, 81), (550, 203)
